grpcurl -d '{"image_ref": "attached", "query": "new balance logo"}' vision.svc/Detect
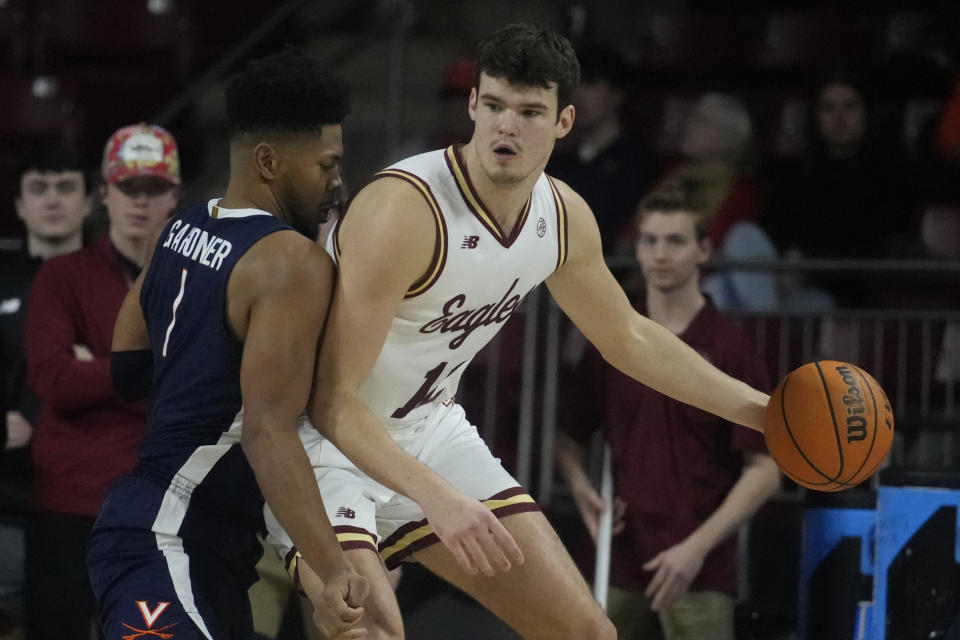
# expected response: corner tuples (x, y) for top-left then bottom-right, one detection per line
(335, 506), (356, 519)
(461, 235), (479, 249)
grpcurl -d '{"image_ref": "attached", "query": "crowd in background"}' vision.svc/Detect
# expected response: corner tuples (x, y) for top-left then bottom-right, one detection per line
(2, 3), (960, 640)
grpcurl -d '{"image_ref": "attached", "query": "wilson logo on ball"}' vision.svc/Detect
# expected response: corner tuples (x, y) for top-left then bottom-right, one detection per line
(836, 364), (867, 443)
(763, 360), (894, 492)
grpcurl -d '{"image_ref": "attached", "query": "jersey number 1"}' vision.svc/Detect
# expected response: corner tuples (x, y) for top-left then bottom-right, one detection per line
(161, 268), (188, 357)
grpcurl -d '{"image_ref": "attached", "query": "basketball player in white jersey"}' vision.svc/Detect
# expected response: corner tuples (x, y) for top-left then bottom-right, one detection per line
(267, 23), (769, 639)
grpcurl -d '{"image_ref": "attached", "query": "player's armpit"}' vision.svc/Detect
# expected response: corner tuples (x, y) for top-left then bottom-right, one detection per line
(544, 184), (639, 359)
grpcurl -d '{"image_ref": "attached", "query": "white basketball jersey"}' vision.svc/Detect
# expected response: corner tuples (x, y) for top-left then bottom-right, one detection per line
(329, 145), (569, 429)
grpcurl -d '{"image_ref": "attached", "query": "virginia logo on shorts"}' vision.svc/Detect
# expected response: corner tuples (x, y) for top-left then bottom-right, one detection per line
(335, 506), (356, 519)
(121, 601), (177, 640)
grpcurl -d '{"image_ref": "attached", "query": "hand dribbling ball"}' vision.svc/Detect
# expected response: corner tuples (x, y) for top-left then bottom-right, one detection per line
(764, 360), (894, 491)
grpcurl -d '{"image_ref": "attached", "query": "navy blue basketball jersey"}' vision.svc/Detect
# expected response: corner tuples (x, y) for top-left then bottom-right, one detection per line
(88, 200), (293, 639)
(137, 199), (289, 526)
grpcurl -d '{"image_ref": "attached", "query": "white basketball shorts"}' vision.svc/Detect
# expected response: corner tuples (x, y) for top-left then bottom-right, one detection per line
(264, 402), (538, 574)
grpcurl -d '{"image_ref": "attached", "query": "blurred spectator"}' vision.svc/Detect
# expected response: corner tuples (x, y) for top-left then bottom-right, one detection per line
(934, 78), (960, 163)
(918, 189), (960, 416)
(0, 143), (92, 634)
(431, 56), (477, 150)
(23, 123), (179, 640)
(890, 184), (960, 377)
(557, 185), (779, 640)
(390, 55), (475, 161)
(548, 44), (658, 255)
(764, 69), (917, 307)
(654, 93), (778, 310)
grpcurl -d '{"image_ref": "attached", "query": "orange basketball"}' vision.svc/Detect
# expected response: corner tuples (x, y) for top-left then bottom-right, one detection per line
(764, 360), (894, 492)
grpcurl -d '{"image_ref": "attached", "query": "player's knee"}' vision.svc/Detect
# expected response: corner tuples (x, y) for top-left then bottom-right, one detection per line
(535, 606), (614, 640)
(569, 609), (616, 640)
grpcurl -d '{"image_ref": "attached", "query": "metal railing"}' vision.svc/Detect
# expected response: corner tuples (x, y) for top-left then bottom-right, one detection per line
(463, 260), (960, 504)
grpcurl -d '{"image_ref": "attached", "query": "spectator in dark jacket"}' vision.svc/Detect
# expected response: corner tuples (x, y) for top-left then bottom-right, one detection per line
(0, 143), (92, 634)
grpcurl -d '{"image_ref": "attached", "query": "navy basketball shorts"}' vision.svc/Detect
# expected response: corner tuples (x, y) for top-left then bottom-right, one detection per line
(88, 476), (259, 640)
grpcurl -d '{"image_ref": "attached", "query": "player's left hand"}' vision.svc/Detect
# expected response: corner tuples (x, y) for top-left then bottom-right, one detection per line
(299, 557), (369, 639)
(310, 570), (369, 639)
(419, 486), (525, 577)
(642, 539), (706, 611)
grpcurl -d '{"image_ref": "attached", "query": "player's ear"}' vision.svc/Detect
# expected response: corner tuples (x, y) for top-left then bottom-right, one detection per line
(253, 142), (281, 181)
(555, 104), (575, 139)
(468, 87), (478, 122)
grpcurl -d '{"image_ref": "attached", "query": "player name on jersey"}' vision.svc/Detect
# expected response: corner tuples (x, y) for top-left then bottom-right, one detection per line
(161, 220), (233, 271)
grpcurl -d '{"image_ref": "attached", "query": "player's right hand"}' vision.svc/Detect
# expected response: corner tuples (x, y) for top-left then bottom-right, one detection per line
(420, 488), (524, 577)
(300, 559), (369, 638)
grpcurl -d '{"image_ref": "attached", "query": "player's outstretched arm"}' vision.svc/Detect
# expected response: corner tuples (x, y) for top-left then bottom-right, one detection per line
(544, 182), (769, 432)
(309, 178), (523, 577)
(234, 233), (367, 635)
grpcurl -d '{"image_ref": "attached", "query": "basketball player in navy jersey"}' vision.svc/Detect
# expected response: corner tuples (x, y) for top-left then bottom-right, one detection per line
(86, 49), (369, 639)
(267, 23), (770, 640)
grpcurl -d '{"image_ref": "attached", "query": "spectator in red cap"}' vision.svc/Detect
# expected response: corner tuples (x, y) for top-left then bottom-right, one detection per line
(22, 123), (179, 640)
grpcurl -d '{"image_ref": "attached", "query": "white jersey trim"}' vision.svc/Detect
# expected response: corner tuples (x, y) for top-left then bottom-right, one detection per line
(207, 198), (273, 220)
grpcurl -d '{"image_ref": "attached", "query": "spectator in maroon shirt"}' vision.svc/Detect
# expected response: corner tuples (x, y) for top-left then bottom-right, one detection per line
(23, 123), (180, 640)
(557, 185), (780, 640)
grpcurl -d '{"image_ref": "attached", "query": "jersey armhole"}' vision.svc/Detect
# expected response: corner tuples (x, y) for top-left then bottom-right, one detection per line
(366, 170), (448, 299)
(547, 176), (569, 269)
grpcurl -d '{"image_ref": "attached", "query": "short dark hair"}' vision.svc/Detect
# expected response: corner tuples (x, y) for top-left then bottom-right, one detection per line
(225, 47), (351, 138)
(637, 181), (710, 240)
(473, 23), (580, 114)
(16, 143), (90, 194)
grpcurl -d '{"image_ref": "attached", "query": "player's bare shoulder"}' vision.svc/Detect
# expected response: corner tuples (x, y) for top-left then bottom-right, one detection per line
(238, 231), (332, 288)
(226, 231), (334, 338)
(336, 175), (437, 289)
(339, 176), (436, 248)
